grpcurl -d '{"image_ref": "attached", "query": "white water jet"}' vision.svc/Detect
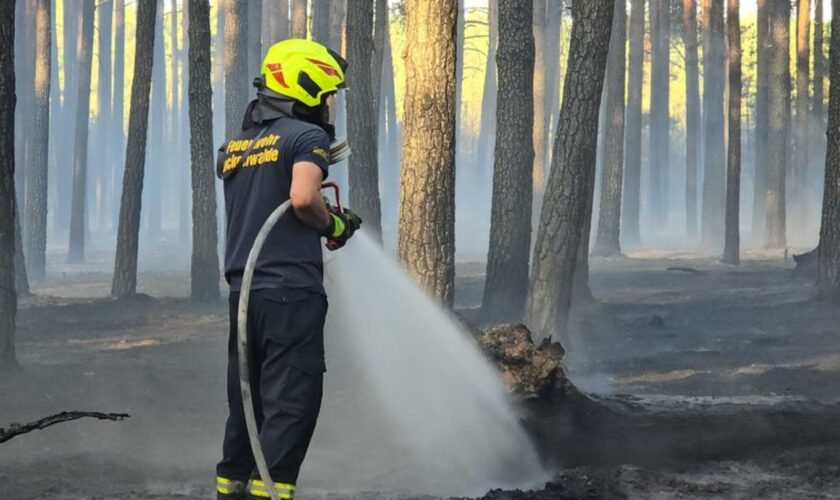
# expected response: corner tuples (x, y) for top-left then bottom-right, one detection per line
(311, 232), (548, 497)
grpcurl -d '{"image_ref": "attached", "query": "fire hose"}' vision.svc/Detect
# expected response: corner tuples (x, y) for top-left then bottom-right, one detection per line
(236, 141), (350, 500)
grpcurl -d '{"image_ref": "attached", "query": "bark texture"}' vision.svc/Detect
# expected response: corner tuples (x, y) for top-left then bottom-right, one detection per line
(67, 0), (95, 263)
(188, 0), (220, 301)
(112, 0), (157, 297)
(683, 0), (701, 238)
(25, 0), (50, 280)
(397, 0), (457, 306)
(311, 0), (331, 44)
(792, 0), (811, 222)
(526, 0), (613, 341)
(817, 0), (840, 298)
(623, 0), (645, 247)
(0, 0), (16, 369)
(346, 0), (382, 238)
(765, 0), (790, 248)
(593, 0), (627, 257)
(722, 0), (741, 265)
(701, 0), (726, 249)
(649, 0), (671, 226)
(223, 0), (249, 139)
(482, 0), (535, 323)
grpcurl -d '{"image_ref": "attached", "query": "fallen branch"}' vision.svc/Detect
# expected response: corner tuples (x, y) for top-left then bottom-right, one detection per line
(0, 411), (129, 444)
(667, 266), (705, 275)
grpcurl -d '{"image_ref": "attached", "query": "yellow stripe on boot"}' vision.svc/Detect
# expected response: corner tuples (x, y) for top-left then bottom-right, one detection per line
(247, 479), (296, 499)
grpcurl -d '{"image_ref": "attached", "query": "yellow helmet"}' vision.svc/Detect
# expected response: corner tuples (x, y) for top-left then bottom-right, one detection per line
(260, 38), (347, 108)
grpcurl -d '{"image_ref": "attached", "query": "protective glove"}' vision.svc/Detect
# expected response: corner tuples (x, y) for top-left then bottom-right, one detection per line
(323, 206), (362, 251)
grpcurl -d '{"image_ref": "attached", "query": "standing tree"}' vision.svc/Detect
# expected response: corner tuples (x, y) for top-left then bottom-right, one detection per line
(683, 0), (701, 238)
(263, 0), (289, 44)
(701, 0), (726, 249)
(765, 0), (790, 248)
(623, 0), (645, 248)
(792, 0), (811, 227)
(94, 0), (113, 231)
(247, 0), (262, 79)
(532, 0), (547, 191)
(224, 0), (248, 139)
(346, 0), (382, 238)
(67, 0), (95, 263)
(0, 0), (16, 369)
(752, 0), (769, 241)
(526, 0), (613, 341)
(649, 0), (670, 227)
(482, 0), (535, 323)
(112, 0), (158, 297)
(593, 0), (627, 257)
(722, 0), (741, 265)
(311, 0), (331, 44)
(476, 2), (498, 183)
(818, 0), (840, 298)
(398, 0), (457, 306)
(112, 0), (126, 229)
(291, 0), (308, 39)
(541, 0), (564, 174)
(188, 0), (220, 301)
(146, 0), (165, 237)
(25, 0), (50, 280)
(813, 0), (826, 183)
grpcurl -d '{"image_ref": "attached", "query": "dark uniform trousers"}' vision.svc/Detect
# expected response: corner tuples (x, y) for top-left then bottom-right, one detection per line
(217, 288), (328, 499)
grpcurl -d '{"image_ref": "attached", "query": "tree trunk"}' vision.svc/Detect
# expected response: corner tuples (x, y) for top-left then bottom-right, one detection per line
(476, 2), (498, 185)
(482, 0), (535, 323)
(224, 0), (249, 139)
(649, 0), (670, 228)
(817, 0), (840, 298)
(170, 0), (182, 239)
(371, 0), (387, 107)
(247, 0), (262, 81)
(311, 0), (331, 44)
(67, 0), (95, 263)
(542, 0), (563, 179)
(593, 0), (627, 257)
(346, 0), (382, 238)
(25, 0), (50, 281)
(212, 0), (225, 146)
(94, 0), (113, 233)
(0, 0), (17, 369)
(722, 0), (741, 265)
(813, 0), (826, 190)
(112, 0), (158, 297)
(329, 0), (345, 52)
(397, 0), (457, 306)
(188, 0), (220, 301)
(752, 0), (769, 241)
(526, 0), (613, 341)
(683, 0), (701, 238)
(765, 0), (790, 249)
(263, 0), (289, 44)
(14, 1), (34, 215)
(701, 0), (726, 249)
(623, 0), (645, 248)
(145, 0), (165, 237)
(291, 0), (307, 39)
(112, 0), (126, 231)
(179, 0), (190, 241)
(532, 0), (547, 192)
(791, 0), (811, 228)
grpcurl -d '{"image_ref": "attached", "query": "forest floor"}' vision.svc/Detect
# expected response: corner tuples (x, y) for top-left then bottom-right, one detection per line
(2, 244), (840, 499)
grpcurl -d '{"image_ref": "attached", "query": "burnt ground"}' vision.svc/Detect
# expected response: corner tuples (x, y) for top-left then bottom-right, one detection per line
(2, 246), (840, 499)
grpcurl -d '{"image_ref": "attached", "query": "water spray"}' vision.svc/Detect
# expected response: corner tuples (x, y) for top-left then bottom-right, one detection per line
(236, 139), (350, 500)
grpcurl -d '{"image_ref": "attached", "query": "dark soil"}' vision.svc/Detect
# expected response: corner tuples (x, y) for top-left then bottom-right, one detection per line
(3, 248), (840, 499)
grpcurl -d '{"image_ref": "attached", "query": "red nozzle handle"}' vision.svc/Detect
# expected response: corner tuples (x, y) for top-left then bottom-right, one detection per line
(320, 182), (343, 214)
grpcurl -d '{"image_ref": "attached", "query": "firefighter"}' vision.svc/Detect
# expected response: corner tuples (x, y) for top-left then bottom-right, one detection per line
(215, 39), (362, 500)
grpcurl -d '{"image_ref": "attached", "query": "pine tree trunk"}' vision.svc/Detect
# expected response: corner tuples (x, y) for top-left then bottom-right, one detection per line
(112, 0), (126, 231)
(291, 0), (307, 39)
(146, 0), (165, 237)
(179, 0), (190, 242)
(593, 0), (627, 257)
(683, 0), (701, 238)
(649, 0), (670, 228)
(224, 0), (249, 140)
(329, 0), (345, 52)
(701, 0), (726, 249)
(532, 0), (547, 192)
(112, 0), (158, 297)
(526, 0), (613, 341)
(791, 0), (811, 228)
(752, 0), (769, 240)
(482, 0), (535, 323)
(813, 0), (826, 185)
(722, 0), (741, 265)
(476, 2), (498, 185)
(311, 0), (331, 44)
(1, 0), (18, 369)
(765, 0), (790, 248)
(542, 0), (563, 178)
(263, 0), (289, 44)
(188, 0), (220, 301)
(67, 0), (95, 263)
(25, 0), (50, 281)
(13, 1), (34, 214)
(346, 0), (382, 238)
(371, 0), (387, 107)
(94, 0), (113, 232)
(398, 0), (457, 306)
(56, 6), (81, 239)
(623, 0), (645, 248)
(817, 0), (840, 298)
